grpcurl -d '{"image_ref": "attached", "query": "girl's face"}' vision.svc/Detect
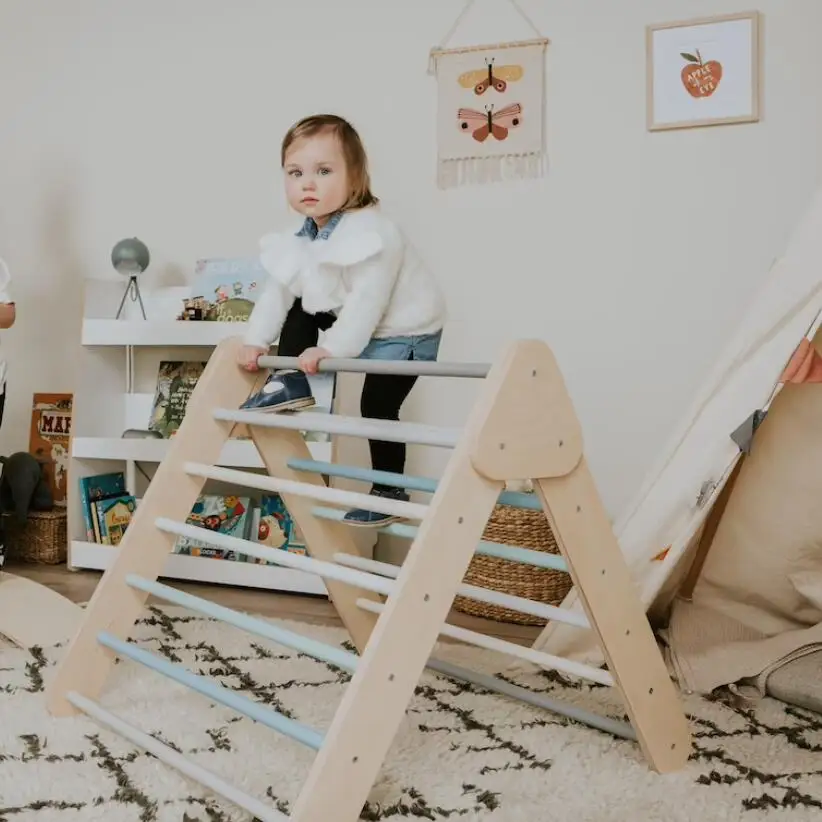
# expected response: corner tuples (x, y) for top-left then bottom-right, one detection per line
(283, 132), (350, 226)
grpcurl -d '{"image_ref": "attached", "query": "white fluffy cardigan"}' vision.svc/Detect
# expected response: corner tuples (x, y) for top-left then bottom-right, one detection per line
(243, 207), (447, 358)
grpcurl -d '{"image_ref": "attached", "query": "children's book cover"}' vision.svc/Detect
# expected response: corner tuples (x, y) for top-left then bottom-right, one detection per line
(28, 393), (73, 506)
(92, 493), (137, 546)
(174, 494), (253, 561)
(78, 471), (126, 542)
(253, 493), (306, 561)
(148, 361), (207, 438)
(191, 258), (264, 322)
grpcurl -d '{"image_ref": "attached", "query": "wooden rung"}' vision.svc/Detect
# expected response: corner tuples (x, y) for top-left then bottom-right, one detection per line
(333, 551), (589, 628)
(287, 457), (543, 509)
(154, 517), (396, 595)
(311, 504), (569, 572)
(213, 407), (461, 448)
(356, 597), (612, 686)
(425, 657), (636, 741)
(46, 336), (692, 822)
(183, 461), (429, 521)
(66, 691), (289, 822)
(126, 574), (358, 671)
(98, 631), (324, 749)
(259, 354), (490, 378)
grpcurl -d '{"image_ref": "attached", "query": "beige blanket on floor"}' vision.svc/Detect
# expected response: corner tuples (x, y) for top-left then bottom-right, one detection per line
(766, 648), (822, 711)
(664, 380), (822, 695)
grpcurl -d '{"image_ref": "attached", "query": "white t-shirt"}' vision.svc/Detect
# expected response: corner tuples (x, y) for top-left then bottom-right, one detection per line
(0, 257), (13, 393)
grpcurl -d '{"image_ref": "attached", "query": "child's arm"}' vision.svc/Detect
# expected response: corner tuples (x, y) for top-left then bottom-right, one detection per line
(242, 277), (295, 350)
(0, 258), (15, 329)
(0, 304), (15, 329)
(320, 230), (404, 358)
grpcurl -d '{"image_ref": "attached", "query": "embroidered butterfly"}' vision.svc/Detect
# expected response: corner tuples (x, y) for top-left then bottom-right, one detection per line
(457, 103), (523, 143)
(458, 58), (524, 95)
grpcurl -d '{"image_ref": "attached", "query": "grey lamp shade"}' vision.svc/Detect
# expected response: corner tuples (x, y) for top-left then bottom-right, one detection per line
(111, 238), (150, 275)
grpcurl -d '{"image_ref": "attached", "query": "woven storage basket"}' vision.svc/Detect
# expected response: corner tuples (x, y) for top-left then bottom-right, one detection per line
(3, 509), (68, 565)
(453, 502), (572, 625)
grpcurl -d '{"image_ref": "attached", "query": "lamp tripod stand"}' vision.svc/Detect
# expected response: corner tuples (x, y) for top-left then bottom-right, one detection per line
(115, 274), (147, 320)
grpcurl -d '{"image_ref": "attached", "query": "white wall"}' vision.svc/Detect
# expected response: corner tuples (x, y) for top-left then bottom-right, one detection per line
(0, 0), (820, 521)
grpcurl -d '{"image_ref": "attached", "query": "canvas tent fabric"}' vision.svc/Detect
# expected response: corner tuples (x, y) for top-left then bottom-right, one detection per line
(664, 357), (822, 695)
(530, 187), (822, 695)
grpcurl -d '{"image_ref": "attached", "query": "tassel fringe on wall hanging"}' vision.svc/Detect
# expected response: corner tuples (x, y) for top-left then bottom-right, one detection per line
(428, 0), (550, 189)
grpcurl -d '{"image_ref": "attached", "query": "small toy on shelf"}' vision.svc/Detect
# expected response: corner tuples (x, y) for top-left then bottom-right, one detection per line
(177, 296), (210, 321)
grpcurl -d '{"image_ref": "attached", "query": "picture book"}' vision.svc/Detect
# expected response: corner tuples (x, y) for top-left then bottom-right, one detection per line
(190, 258), (265, 322)
(91, 493), (137, 546)
(252, 493), (306, 562)
(173, 493), (254, 561)
(148, 360), (207, 438)
(28, 393), (73, 506)
(78, 471), (127, 542)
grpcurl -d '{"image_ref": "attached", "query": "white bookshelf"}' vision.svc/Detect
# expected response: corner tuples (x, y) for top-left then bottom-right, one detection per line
(67, 277), (333, 596)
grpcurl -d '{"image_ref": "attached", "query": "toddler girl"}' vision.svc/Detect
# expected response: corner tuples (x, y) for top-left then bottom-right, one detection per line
(238, 114), (447, 527)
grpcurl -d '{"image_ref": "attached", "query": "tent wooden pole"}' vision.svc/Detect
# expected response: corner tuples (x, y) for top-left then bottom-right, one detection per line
(679, 456), (746, 601)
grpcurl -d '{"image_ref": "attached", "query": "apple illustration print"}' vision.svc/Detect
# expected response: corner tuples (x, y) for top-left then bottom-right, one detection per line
(680, 48), (722, 97)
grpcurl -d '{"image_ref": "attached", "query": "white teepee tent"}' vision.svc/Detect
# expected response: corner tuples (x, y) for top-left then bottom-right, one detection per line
(533, 187), (822, 694)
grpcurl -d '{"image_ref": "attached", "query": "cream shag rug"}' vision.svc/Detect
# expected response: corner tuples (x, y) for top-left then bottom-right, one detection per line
(1, 605), (822, 821)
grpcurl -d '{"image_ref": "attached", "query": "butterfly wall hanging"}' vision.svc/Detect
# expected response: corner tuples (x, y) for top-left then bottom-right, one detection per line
(457, 103), (523, 143)
(458, 57), (524, 95)
(430, 37), (548, 188)
(427, 0), (549, 187)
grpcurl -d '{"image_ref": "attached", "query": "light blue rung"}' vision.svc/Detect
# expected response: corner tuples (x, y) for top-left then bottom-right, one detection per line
(310, 505), (569, 574)
(427, 658), (637, 741)
(287, 458), (543, 511)
(97, 631), (324, 750)
(125, 575), (358, 673)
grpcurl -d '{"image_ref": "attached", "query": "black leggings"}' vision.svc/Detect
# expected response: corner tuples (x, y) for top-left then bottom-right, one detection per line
(278, 299), (417, 489)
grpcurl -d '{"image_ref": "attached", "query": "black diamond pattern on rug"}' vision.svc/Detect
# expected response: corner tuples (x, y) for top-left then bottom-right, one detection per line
(1, 605), (821, 821)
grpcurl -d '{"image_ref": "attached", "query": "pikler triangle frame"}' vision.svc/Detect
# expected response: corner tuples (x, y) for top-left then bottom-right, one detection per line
(46, 336), (691, 822)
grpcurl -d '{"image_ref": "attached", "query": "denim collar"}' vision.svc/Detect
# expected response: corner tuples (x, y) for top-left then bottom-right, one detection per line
(296, 210), (344, 241)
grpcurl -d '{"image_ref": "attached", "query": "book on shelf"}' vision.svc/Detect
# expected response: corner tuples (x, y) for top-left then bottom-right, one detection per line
(185, 258), (265, 322)
(253, 493), (307, 559)
(92, 494), (137, 545)
(78, 471), (136, 545)
(174, 494), (306, 565)
(171, 492), (306, 562)
(78, 472), (313, 562)
(173, 493), (255, 560)
(148, 361), (208, 438)
(145, 359), (336, 443)
(29, 392), (73, 506)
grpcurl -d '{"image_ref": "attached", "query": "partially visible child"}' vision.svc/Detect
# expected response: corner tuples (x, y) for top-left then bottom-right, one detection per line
(238, 114), (446, 527)
(0, 256), (15, 429)
(0, 256), (15, 569)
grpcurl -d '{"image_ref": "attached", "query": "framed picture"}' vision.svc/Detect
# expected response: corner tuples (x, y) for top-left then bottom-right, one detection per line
(646, 11), (761, 131)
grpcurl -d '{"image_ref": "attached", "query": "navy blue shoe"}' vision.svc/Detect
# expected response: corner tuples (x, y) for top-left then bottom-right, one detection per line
(343, 486), (410, 528)
(240, 370), (316, 413)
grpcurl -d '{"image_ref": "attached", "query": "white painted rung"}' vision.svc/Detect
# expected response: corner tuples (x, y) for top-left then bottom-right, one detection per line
(334, 553), (590, 630)
(356, 598), (612, 686)
(155, 517), (396, 596)
(183, 462), (429, 521)
(66, 691), (288, 822)
(213, 407), (461, 448)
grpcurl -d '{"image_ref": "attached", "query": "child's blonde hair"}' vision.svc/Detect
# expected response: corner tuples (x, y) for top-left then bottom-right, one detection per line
(281, 114), (378, 210)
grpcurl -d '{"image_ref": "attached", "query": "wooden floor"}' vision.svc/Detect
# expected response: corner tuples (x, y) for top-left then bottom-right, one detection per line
(6, 561), (543, 646)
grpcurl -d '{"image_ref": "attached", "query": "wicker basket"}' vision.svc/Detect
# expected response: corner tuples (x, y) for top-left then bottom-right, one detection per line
(2, 508), (68, 565)
(453, 502), (571, 625)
